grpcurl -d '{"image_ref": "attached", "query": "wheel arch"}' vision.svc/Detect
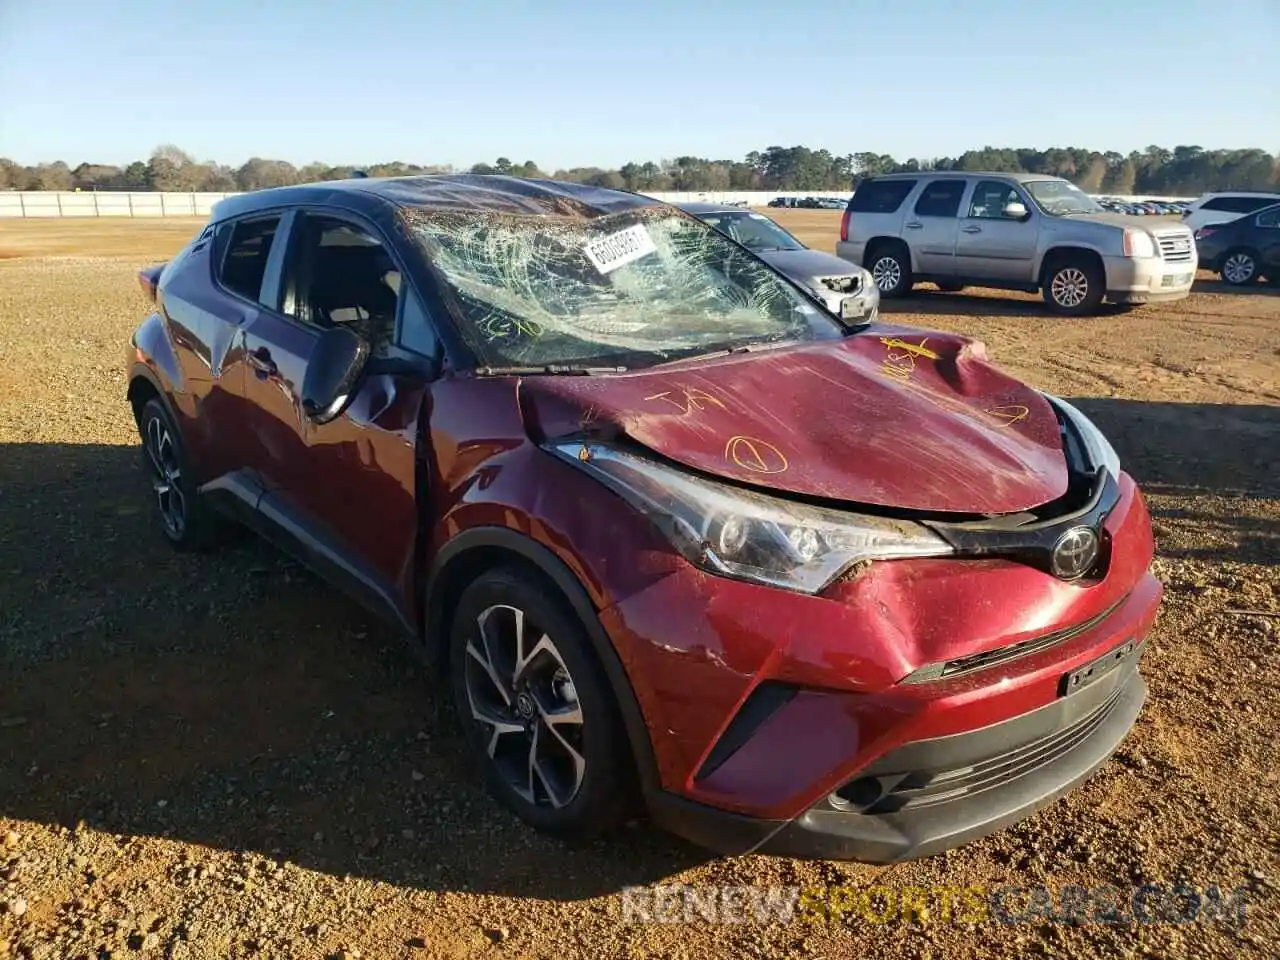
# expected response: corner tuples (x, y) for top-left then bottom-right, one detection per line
(1037, 245), (1105, 286)
(863, 235), (914, 272)
(424, 526), (661, 795)
(127, 364), (180, 430)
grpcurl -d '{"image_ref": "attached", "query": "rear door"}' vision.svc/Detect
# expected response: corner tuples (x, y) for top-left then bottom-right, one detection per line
(1255, 205), (1280, 277)
(236, 208), (441, 612)
(903, 178), (966, 277)
(954, 179), (1038, 283)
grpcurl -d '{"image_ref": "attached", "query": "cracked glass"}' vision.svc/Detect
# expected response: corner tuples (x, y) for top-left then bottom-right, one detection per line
(401, 208), (843, 369)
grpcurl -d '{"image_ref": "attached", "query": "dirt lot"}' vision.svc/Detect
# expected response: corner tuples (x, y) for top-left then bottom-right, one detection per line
(0, 211), (1277, 959)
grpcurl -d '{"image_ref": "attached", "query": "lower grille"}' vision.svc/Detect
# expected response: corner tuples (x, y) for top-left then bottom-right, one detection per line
(1155, 232), (1194, 262)
(838, 683), (1125, 814)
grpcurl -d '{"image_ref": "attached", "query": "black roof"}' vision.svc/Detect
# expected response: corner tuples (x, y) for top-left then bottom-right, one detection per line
(211, 174), (664, 223)
(675, 201), (753, 215)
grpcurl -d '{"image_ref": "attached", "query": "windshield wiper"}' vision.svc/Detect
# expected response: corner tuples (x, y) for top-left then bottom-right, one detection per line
(475, 364), (628, 376)
(650, 338), (804, 367)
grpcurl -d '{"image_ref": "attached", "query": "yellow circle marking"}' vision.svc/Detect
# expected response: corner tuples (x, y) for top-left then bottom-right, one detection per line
(724, 436), (789, 474)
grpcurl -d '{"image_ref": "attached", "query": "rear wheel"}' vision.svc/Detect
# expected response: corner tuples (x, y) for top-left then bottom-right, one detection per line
(136, 397), (219, 550)
(1042, 254), (1105, 316)
(1220, 248), (1259, 286)
(866, 243), (913, 298)
(449, 567), (632, 839)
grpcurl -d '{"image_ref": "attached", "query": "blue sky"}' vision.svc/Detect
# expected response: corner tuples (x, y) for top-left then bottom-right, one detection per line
(1, 0), (1276, 169)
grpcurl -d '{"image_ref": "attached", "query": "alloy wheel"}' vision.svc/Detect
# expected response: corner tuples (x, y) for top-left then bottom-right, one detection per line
(871, 256), (902, 292)
(1051, 267), (1089, 308)
(463, 604), (586, 809)
(144, 416), (186, 538)
(1223, 252), (1256, 285)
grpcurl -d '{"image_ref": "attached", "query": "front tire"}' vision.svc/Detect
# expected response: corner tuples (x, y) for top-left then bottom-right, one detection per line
(136, 397), (219, 550)
(1042, 255), (1105, 316)
(866, 243), (913, 298)
(1220, 248), (1259, 286)
(449, 567), (631, 839)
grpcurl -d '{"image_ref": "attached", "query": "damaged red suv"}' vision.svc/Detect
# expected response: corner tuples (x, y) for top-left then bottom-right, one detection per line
(127, 175), (1160, 862)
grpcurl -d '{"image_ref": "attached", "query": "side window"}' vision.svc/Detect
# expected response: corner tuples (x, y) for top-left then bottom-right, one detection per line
(1237, 196), (1277, 213)
(1201, 198), (1233, 212)
(283, 215), (402, 355)
(1257, 207), (1280, 228)
(849, 179), (917, 214)
(967, 181), (1023, 219)
(217, 217), (280, 303)
(913, 180), (966, 218)
(399, 285), (442, 360)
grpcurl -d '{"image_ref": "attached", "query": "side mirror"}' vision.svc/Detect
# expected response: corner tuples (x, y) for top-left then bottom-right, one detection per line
(302, 326), (370, 424)
(1003, 201), (1029, 220)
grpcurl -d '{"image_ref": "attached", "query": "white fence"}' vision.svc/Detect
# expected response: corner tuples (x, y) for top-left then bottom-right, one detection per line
(0, 188), (1193, 218)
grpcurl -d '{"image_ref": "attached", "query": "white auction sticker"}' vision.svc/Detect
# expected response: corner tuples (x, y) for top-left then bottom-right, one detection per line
(583, 224), (657, 274)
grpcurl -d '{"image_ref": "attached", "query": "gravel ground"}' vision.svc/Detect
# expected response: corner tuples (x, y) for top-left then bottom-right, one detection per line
(0, 213), (1277, 959)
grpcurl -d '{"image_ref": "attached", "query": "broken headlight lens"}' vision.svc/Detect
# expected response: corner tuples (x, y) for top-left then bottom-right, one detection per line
(547, 441), (953, 594)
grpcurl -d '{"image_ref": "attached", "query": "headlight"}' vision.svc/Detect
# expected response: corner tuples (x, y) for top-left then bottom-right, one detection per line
(1122, 229), (1157, 258)
(1042, 394), (1121, 479)
(547, 441), (953, 594)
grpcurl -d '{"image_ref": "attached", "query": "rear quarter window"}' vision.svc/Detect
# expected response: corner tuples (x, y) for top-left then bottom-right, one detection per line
(849, 180), (917, 214)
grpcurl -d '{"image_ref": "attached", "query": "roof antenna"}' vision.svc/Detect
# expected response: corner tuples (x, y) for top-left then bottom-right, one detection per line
(351, 169), (369, 179)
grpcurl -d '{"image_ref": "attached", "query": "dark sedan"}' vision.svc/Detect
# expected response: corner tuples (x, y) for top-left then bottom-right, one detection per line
(1193, 202), (1280, 285)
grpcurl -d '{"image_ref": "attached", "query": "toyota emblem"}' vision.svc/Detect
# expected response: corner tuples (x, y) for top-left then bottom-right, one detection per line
(1051, 526), (1100, 580)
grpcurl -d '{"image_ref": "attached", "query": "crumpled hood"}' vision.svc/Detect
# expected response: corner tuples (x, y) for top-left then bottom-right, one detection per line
(757, 248), (868, 285)
(518, 324), (1069, 515)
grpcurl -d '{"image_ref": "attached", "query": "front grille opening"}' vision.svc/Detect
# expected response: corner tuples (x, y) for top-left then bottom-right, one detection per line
(1155, 233), (1195, 263)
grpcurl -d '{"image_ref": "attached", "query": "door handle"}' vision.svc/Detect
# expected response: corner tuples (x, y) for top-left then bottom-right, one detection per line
(960, 225), (982, 234)
(904, 221), (923, 229)
(248, 347), (278, 378)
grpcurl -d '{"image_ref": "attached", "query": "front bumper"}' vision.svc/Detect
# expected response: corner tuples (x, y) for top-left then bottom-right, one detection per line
(600, 471), (1161, 862)
(1102, 255), (1197, 303)
(651, 646), (1146, 863)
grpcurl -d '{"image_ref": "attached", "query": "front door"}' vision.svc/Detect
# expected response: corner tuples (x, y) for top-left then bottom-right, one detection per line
(954, 179), (1038, 283)
(235, 209), (440, 614)
(903, 178), (966, 277)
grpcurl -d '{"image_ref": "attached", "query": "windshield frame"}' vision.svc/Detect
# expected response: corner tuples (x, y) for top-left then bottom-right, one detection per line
(401, 204), (849, 373)
(1022, 179), (1105, 217)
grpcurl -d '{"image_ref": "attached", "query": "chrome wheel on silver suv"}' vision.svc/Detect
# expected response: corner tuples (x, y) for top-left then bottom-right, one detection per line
(866, 244), (912, 298)
(1042, 254), (1105, 316)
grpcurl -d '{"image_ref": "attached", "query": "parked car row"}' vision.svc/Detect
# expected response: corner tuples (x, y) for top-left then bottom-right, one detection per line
(1095, 198), (1189, 217)
(768, 195), (846, 209)
(126, 172), (1161, 866)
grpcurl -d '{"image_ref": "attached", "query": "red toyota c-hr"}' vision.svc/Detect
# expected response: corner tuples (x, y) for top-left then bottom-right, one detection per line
(127, 175), (1160, 862)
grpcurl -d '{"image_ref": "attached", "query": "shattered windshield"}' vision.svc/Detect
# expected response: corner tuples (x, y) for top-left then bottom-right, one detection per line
(403, 208), (842, 369)
(697, 211), (805, 252)
(1024, 180), (1104, 216)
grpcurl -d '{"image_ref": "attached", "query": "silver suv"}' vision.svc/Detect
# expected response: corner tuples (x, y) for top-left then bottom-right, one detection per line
(835, 172), (1198, 315)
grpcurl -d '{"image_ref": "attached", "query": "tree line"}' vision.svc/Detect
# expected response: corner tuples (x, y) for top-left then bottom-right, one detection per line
(3, 143), (1277, 197)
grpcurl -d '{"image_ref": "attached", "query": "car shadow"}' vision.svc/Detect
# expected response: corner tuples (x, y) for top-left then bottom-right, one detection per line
(0, 441), (703, 902)
(1066, 397), (1279, 566)
(878, 287), (1133, 319)
(1191, 277), (1279, 298)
